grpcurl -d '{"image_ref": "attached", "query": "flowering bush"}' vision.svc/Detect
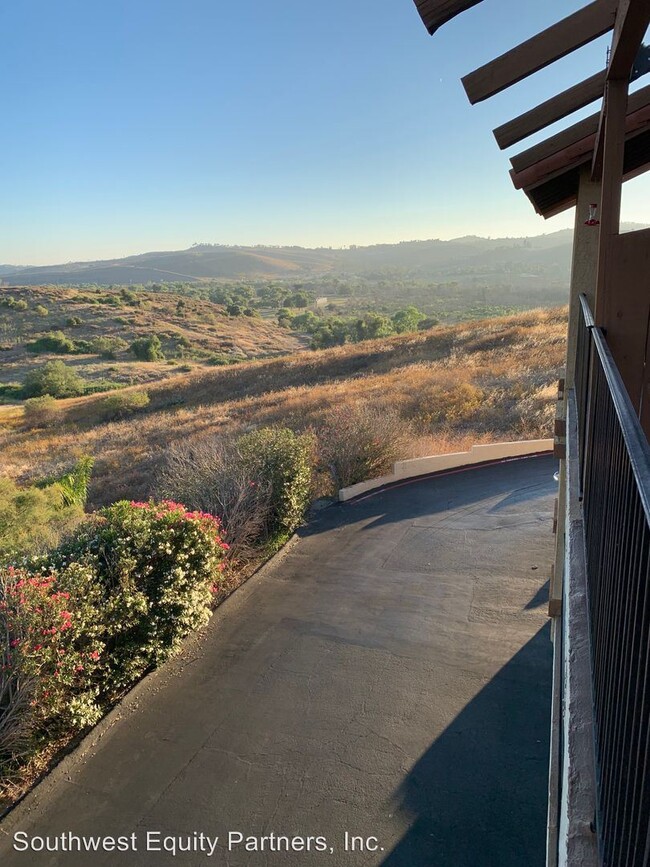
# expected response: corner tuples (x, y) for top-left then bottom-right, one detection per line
(1, 499), (228, 791)
(0, 563), (104, 774)
(47, 500), (229, 690)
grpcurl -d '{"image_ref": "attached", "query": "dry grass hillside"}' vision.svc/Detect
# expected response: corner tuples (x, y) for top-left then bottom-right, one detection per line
(0, 307), (567, 507)
(0, 285), (306, 396)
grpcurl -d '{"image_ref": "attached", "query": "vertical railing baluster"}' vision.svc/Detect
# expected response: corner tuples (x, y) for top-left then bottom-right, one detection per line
(575, 295), (650, 866)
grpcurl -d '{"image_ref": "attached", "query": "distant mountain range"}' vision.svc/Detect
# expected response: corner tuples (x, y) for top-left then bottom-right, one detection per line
(1, 225), (646, 286)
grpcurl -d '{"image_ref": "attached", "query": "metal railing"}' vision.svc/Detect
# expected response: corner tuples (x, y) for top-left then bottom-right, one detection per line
(576, 294), (650, 866)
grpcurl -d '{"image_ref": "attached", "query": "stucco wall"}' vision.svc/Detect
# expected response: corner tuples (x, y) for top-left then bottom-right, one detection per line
(338, 439), (553, 501)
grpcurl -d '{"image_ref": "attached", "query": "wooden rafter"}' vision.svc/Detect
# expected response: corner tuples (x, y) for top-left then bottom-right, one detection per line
(510, 97), (650, 191)
(510, 82), (650, 173)
(411, 0), (650, 226)
(462, 0), (618, 104)
(413, 0), (484, 36)
(493, 71), (606, 150)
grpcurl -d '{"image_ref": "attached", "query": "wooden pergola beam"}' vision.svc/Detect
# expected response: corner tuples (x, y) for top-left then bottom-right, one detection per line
(510, 100), (650, 191)
(494, 70), (607, 150)
(591, 1), (650, 179)
(413, 0), (484, 35)
(462, 0), (618, 104)
(511, 82), (650, 173)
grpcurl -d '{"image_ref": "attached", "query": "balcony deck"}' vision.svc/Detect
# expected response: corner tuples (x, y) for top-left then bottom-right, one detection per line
(0, 456), (556, 867)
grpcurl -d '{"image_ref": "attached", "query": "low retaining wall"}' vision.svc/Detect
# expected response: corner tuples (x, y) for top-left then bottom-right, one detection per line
(338, 439), (554, 502)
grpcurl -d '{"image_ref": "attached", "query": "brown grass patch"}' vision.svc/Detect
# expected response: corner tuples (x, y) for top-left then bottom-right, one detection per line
(0, 307), (567, 506)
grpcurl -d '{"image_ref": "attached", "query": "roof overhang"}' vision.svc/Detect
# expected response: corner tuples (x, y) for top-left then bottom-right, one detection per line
(411, 0), (650, 215)
(413, 0), (484, 35)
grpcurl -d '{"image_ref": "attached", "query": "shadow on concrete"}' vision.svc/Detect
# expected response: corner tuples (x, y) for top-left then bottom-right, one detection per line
(301, 456), (557, 539)
(525, 579), (550, 610)
(380, 623), (552, 867)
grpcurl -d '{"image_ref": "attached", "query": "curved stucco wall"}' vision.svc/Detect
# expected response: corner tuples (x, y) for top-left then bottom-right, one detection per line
(338, 439), (554, 501)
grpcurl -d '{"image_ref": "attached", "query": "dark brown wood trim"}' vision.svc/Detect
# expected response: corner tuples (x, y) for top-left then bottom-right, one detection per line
(462, 0), (618, 104)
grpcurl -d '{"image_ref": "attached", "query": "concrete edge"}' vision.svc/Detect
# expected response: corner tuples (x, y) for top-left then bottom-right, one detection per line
(338, 439), (554, 501)
(0, 533), (303, 831)
(557, 390), (599, 866)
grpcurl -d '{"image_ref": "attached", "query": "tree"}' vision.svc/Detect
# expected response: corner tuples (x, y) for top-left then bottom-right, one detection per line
(355, 313), (394, 341)
(289, 291), (310, 308)
(392, 306), (426, 334)
(277, 308), (293, 328)
(290, 311), (320, 333)
(22, 361), (86, 398)
(130, 335), (164, 362)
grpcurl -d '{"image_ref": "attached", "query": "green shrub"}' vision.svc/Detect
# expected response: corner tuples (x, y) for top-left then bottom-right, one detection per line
(98, 390), (149, 420)
(33, 304), (49, 317)
(49, 501), (228, 689)
(22, 361), (86, 398)
(0, 383), (25, 401)
(0, 478), (84, 563)
(23, 394), (61, 428)
(83, 379), (123, 395)
(66, 316), (83, 327)
(25, 330), (77, 354)
(48, 456), (95, 507)
(130, 334), (163, 362)
(0, 297), (29, 312)
(119, 288), (140, 306)
(237, 427), (315, 541)
(206, 353), (237, 366)
(90, 335), (128, 358)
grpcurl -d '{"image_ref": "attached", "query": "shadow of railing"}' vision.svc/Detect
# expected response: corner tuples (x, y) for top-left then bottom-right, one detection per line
(300, 455), (556, 540)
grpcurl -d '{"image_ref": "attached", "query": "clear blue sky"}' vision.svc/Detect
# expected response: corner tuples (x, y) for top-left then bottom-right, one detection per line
(2, 0), (648, 264)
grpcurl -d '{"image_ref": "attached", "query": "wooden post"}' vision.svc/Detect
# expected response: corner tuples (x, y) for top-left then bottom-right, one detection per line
(566, 168), (601, 388)
(594, 78), (629, 322)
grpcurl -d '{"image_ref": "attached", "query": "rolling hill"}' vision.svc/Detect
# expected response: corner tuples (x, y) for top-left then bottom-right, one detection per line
(0, 285), (307, 398)
(0, 231), (580, 285)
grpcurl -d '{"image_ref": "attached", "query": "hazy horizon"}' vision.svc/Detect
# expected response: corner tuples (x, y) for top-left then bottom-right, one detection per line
(0, 225), (590, 269)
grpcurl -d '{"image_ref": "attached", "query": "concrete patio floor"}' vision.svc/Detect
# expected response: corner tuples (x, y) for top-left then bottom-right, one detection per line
(0, 455), (556, 867)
